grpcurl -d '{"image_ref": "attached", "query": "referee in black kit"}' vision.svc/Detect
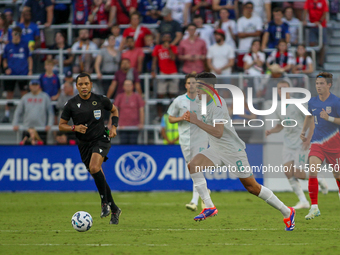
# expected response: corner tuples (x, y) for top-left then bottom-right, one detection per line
(59, 72), (121, 225)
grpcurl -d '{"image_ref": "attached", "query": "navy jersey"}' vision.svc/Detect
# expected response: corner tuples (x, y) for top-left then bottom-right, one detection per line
(138, 0), (165, 24)
(265, 21), (289, 48)
(3, 41), (31, 75)
(39, 73), (61, 97)
(18, 22), (40, 46)
(308, 93), (340, 152)
(25, 0), (53, 24)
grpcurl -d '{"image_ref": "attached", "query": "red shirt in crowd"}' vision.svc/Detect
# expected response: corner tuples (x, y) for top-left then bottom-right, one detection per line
(123, 26), (152, 47)
(152, 45), (178, 74)
(89, 3), (109, 32)
(114, 92), (145, 126)
(113, 68), (140, 97)
(121, 47), (144, 70)
(110, 0), (138, 24)
(304, 0), (329, 27)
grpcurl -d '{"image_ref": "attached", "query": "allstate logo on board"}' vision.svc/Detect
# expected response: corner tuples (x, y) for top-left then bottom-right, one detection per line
(115, 151), (157, 185)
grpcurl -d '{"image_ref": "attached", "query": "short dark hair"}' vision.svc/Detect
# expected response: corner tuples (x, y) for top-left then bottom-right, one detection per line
(273, 7), (283, 13)
(126, 36), (134, 41)
(244, 1), (253, 6)
(187, 23), (197, 29)
(130, 11), (140, 18)
(76, 72), (92, 84)
(316, 72), (333, 86)
(195, 72), (217, 86)
(193, 14), (203, 20)
(184, 73), (197, 84)
(283, 6), (293, 14)
(12, 26), (22, 34)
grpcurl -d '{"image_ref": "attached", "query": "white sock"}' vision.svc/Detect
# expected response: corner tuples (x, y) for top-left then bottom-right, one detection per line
(288, 177), (307, 202)
(5, 110), (9, 117)
(258, 185), (291, 218)
(190, 172), (214, 208)
(190, 183), (199, 205)
(304, 171), (309, 180)
(311, 204), (318, 209)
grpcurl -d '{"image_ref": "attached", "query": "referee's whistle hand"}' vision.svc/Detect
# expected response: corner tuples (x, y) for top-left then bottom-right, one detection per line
(76, 125), (88, 134)
(109, 127), (117, 138)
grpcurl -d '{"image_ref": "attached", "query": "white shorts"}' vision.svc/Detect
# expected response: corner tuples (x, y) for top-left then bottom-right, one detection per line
(282, 146), (309, 168)
(200, 147), (253, 178)
(181, 143), (207, 163)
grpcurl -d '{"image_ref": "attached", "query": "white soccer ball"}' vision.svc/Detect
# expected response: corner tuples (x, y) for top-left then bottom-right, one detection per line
(71, 211), (93, 232)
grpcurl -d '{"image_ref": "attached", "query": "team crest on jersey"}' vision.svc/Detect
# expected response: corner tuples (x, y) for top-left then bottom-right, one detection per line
(326, 106), (332, 114)
(92, 101), (97, 106)
(94, 110), (101, 120)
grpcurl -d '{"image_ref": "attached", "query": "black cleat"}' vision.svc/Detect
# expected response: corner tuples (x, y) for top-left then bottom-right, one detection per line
(100, 203), (111, 218)
(109, 208), (121, 225)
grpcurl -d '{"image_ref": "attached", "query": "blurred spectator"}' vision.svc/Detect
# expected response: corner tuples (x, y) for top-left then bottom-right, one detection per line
(72, 0), (92, 24)
(71, 29), (98, 73)
(266, 39), (294, 73)
(138, 0), (164, 24)
(4, 9), (14, 26)
(262, 8), (290, 50)
(152, 33), (179, 120)
(88, 0), (110, 47)
(108, 0), (137, 26)
(18, 10), (40, 51)
(179, 24), (207, 74)
(2, 26), (32, 123)
(165, 0), (192, 26)
(107, 58), (142, 99)
(23, 0), (53, 27)
(156, 8), (182, 45)
(212, 0), (238, 20)
(207, 29), (235, 75)
(55, 131), (76, 145)
(95, 34), (121, 94)
(47, 32), (74, 75)
(236, 2), (262, 69)
(292, 44), (314, 75)
(262, 64), (290, 100)
(214, 8), (237, 50)
(0, 13), (12, 63)
(143, 34), (155, 73)
(282, 6), (300, 46)
(229, 101), (256, 122)
(192, 0), (214, 24)
(121, 36), (145, 73)
(303, 0), (328, 67)
(192, 15), (215, 48)
(241, 0), (271, 24)
(56, 80), (75, 118)
(114, 80), (145, 144)
(282, 1), (304, 21)
(12, 80), (53, 144)
(54, 3), (71, 24)
(102, 24), (122, 49)
(20, 128), (44, 145)
(39, 59), (61, 101)
(161, 112), (179, 144)
(120, 12), (152, 50)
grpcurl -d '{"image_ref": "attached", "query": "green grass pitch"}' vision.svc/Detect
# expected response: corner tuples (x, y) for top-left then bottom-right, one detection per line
(0, 191), (339, 255)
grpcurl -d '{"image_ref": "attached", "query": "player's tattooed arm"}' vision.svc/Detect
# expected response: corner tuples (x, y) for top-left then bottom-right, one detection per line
(320, 109), (340, 125)
(183, 111), (224, 138)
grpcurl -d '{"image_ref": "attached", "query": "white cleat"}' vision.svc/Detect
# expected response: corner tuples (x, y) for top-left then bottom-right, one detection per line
(293, 201), (310, 210)
(200, 189), (211, 209)
(185, 202), (197, 211)
(305, 207), (321, 220)
(318, 178), (328, 195)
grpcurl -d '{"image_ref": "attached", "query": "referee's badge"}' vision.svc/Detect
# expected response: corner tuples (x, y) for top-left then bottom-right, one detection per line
(94, 110), (101, 120)
(326, 106), (332, 114)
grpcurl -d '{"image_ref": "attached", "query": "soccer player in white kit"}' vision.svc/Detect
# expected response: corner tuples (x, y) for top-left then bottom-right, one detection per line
(184, 72), (295, 231)
(168, 73), (209, 211)
(266, 80), (328, 209)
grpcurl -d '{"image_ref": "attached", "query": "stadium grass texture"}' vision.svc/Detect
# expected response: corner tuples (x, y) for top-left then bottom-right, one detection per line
(0, 191), (339, 255)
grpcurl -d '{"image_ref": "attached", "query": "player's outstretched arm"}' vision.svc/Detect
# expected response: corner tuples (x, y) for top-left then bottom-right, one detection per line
(183, 111), (224, 138)
(300, 115), (313, 142)
(265, 124), (283, 137)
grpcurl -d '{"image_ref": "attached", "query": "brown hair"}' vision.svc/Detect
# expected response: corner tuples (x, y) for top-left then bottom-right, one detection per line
(184, 73), (196, 84)
(316, 72), (333, 86)
(0, 13), (9, 35)
(44, 59), (54, 65)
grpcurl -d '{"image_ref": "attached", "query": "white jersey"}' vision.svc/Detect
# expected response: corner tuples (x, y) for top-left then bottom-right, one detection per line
(167, 93), (208, 147)
(274, 99), (306, 149)
(199, 95), (246, 152)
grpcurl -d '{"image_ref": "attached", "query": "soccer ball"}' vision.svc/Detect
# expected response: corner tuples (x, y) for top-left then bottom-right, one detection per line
(71, 211), (93, 232)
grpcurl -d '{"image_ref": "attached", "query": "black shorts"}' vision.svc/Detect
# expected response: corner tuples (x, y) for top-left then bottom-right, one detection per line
(4, 80), (28, 92)
(78, 137), (111, 170)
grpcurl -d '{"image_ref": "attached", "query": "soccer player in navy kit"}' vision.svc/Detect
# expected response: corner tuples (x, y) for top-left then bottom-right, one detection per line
(59, 73), (121, 224)
(301, 72), (340, 220)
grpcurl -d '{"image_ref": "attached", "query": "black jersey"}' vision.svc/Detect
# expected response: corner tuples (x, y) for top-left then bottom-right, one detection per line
(61, 93), (113, 142)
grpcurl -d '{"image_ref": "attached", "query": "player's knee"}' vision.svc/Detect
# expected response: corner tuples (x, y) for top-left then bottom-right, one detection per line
(89, 164), (101, 174)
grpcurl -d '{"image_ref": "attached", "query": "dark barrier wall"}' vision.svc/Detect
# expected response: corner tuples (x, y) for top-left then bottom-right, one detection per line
(0, 145), (263, 191)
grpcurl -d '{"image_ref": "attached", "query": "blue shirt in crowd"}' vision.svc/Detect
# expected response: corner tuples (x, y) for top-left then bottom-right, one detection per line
(265, 21), (289, 48)
(39, 73), (61, 97)
(3, 41), (31, 75)
(18, 22), (40, 46)
(138, 0), (165, 24)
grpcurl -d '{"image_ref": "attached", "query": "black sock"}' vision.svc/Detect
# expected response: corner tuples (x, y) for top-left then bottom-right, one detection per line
(91, 171), (108, 204)
(106, 182), (119, 213)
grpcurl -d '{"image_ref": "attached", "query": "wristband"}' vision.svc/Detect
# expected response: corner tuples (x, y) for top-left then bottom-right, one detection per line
(328, 116), (335, 123)
(111, 116), (119, 127)
(72, 125), (75, 132)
